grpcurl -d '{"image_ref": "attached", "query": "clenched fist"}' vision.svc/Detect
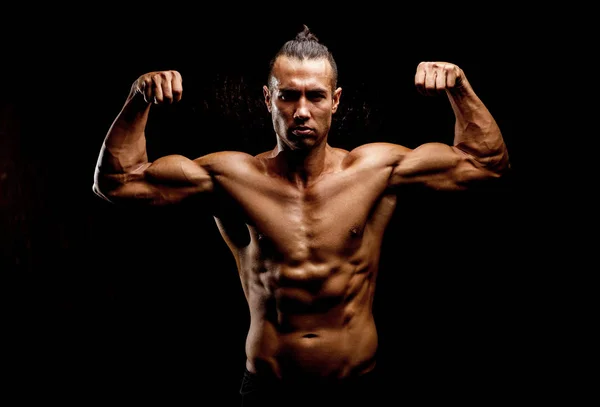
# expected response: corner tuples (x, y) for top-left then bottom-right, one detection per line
(414, 62), (468, 96)
(133, 70), (183, 105)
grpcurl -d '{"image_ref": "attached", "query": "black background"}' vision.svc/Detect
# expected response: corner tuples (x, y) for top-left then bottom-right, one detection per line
(1, 8), (568, 405)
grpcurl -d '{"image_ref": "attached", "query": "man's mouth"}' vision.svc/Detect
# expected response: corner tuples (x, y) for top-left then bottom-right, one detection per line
(291, 127), (313, 136)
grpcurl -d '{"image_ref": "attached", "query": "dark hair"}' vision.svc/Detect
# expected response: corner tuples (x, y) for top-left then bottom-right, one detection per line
(267, 24), (338, 91)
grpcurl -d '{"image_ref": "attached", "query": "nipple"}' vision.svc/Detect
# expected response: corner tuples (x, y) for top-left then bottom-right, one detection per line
(350, 226), (362, 236)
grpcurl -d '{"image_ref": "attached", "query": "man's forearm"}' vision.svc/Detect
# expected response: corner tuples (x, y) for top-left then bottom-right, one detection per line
(447, 80), (509, 172)
(96, 90), (152, 175)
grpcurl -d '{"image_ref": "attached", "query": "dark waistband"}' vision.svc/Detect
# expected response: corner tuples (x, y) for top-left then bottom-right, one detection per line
(241, 366), (379, 392)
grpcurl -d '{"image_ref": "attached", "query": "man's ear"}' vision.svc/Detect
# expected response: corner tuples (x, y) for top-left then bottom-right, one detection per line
(332, 87), (342, 113)
(263, 85), (272, 112)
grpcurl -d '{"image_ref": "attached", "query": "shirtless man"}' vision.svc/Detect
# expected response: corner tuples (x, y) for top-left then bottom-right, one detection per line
(92, 25), (510, 406)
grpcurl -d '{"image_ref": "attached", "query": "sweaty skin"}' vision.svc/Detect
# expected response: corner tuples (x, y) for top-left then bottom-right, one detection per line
(93, 57), (509, 382)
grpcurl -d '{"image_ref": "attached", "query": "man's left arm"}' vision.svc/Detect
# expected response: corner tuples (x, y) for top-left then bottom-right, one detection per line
(390, 62), (510, 190)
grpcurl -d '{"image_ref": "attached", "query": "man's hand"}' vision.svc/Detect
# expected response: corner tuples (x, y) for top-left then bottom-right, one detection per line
(133, 70), (183, 105)
(414, 62), (466, 96)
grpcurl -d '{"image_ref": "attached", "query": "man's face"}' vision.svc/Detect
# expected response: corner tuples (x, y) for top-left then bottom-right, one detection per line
(263, 56), (341, 151)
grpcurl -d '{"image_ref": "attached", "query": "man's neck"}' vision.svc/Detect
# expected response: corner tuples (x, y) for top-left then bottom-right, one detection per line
(270, 142), (332, 188)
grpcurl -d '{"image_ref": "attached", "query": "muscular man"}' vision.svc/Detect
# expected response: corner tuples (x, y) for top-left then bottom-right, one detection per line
(93, 25), (510, 406)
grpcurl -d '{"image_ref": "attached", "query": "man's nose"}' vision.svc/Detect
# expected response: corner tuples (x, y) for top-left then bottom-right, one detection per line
(293, 100), (310, 121)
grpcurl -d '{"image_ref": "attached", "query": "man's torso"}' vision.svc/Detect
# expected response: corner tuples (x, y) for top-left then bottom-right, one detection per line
(207, 146), (398, 380)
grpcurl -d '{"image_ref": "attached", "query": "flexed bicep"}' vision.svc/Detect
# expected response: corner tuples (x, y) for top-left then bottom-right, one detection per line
(388, 61), (509, 191)
(390, 143), (496, 191)
(94, 69), (191, 203)
(95, 154), (214, 205)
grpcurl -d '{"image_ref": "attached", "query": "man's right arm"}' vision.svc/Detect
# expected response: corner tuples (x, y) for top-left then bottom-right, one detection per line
(93, 70), (214, 205)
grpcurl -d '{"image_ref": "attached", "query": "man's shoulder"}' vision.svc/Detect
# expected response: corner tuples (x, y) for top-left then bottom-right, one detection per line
(343, 142), (410, 169)
(194, 150), (258, 163)
(350, 142), (410, 156)
(254, 150), (274, 160)
(192, 150), (263, 174)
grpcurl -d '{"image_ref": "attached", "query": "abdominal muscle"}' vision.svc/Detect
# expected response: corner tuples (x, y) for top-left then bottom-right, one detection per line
(242, 259), (379, 382)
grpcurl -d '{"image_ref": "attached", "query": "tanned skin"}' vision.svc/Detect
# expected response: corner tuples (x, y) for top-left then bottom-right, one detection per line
(93, 56), (509, 383)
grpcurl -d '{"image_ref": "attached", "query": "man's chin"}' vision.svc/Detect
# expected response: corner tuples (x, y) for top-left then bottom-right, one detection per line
(284, 136), (314, 148)
(291, 139), (318, 150)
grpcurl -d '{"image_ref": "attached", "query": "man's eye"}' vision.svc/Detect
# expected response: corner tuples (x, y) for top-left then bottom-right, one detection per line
(307, 93), (326, 101)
